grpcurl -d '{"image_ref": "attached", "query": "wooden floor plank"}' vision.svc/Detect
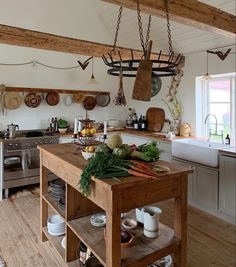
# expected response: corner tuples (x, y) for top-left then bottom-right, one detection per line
(0, 186), (235, 267)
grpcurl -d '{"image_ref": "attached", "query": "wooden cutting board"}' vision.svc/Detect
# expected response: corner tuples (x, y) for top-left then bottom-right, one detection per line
(146, 107), (165, 132)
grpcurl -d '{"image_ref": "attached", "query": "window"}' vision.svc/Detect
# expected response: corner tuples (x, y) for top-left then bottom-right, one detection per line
(196, 73), (235, 144)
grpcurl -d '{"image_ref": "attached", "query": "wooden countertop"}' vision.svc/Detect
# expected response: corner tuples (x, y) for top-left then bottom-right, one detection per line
(219, 147), (236, 157)
(38, 143), (193, 191)
(59, 128), (186, 143)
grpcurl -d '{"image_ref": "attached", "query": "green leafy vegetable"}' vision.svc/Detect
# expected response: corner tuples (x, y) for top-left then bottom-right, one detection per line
(79, 151), (132, 196)
(130, 141), (160, 162)
(112, 144), (132, 159)
(95, 143), (110, 153)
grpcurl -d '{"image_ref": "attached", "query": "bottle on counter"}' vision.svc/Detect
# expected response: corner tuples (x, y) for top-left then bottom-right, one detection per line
(141, 116), (146, 130)
(54, 117), (58, 132)
(50, 118), (55, 132)
(133, 113), (138, 130)
(133, 113), (139, 130)
(225, 134), (230, 145)
(138, 115), (143, 130)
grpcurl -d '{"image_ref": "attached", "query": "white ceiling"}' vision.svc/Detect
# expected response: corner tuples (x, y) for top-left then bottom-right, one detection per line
(92, 0), (236, 55)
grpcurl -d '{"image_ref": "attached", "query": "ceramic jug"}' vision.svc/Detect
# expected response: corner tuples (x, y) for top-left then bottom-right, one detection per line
(142, 206), (162, 238)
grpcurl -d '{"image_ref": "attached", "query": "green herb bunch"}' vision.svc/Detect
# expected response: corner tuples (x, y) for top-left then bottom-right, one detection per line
(79, 151), (132, 196)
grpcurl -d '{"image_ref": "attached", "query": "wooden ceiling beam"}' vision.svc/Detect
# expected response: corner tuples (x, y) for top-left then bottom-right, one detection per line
(0, 24), (173, 60)
(102, 0), (236, 38)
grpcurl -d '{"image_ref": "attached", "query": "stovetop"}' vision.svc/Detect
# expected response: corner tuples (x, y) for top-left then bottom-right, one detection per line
(1, 130), (60, 151)
(0, 129), (58, 140)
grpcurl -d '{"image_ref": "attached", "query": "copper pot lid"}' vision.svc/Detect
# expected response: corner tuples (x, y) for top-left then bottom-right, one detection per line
(83, 96), (96, 110)
(96, 93), (110, 107)
(46, 92), (60, 106)
(25, 93), (41, 108)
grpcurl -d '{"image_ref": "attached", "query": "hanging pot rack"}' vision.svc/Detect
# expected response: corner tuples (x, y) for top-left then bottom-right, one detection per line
(102, 0), (184, 78)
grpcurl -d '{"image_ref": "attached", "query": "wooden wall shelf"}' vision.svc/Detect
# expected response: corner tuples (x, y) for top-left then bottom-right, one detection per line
(4, 86), (110, 96)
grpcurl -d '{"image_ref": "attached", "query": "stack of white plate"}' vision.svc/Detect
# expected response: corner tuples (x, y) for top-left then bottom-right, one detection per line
(50, 179), (65, 200)
(47, 215), (65, 236)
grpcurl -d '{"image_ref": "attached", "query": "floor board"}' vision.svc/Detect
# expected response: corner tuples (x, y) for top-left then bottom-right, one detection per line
(0, 186), (235, 267)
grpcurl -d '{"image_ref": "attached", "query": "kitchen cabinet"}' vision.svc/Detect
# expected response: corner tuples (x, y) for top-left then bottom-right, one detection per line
(219, 153), (236, 222)
(39, 143), (192, 267)
(172, 158), (218, 211)
(193, 165), (218, 210)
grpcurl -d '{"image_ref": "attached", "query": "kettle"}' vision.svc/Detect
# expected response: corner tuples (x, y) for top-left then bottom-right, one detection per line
(7, 123), (19, 139)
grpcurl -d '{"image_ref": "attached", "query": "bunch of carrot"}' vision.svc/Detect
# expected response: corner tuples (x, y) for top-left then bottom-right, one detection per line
(127, 160), (159, 179)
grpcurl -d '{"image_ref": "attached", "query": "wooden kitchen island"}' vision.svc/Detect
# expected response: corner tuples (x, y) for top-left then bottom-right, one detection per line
(38, 143), (193, 267)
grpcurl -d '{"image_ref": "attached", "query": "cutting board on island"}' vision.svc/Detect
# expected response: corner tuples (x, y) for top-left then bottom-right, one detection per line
(146, 107), (165, 132)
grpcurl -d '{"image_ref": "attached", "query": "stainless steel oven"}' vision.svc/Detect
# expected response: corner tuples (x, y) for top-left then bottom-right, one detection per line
(1, 133), (59, 198)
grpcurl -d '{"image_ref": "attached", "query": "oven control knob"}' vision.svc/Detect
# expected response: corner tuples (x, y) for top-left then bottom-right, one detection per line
(44, 141), (47, 144)
(34, 142), (38, 145)
(49, 140), (52, 144)
(39, 141), (43, 144)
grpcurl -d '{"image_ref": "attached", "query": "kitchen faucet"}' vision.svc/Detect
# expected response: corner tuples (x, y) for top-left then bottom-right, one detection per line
(204, 114), (223, 143)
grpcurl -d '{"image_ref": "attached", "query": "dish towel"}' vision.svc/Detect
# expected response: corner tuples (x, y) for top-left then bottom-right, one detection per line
(0, 256), (5, 267)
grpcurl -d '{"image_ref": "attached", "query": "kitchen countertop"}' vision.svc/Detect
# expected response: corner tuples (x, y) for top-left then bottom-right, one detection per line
(59, 128), (236, 156)
(59, 128), (186, 143)
(219, 146), (236, 157)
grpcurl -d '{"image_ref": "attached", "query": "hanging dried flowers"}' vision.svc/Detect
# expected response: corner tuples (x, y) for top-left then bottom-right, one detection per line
(162, 95), (182, 120)
(113, 69), (127, 106)
(166, 58), (185, 102)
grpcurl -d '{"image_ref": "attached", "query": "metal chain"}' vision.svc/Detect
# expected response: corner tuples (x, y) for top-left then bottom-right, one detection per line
(165, 0), (173, 54)
(136, 0), (152, 55)
(113, 6), (123, 51)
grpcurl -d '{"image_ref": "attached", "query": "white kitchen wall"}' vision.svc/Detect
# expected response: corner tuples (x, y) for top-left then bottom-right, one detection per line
(127, 48), (236, 136)
(0, 0), (235, 136)
(0, 0), (128, 130)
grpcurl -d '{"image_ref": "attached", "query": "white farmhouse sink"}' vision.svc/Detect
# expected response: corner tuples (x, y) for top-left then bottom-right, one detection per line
(172, 139), (233, 167)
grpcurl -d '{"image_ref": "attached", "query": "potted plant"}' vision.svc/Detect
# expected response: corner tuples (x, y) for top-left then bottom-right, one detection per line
(58, 118), (68, 134)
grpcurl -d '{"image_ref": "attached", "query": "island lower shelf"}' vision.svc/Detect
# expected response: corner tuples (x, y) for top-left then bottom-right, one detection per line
(67, 215), (180, 267)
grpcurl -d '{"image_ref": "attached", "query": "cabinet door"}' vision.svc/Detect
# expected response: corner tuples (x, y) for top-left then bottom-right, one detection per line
(172, 158), (195, 202)
(157, 141), (172, 162)
(193, 166), (218, 210)
(219, 155), (236, 218)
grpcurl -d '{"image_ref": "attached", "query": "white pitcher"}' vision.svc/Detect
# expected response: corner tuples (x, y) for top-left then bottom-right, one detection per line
(142, 206), (162, 238)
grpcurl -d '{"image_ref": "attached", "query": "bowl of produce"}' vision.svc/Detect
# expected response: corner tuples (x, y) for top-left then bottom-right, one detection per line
(81, 146), (96, 160)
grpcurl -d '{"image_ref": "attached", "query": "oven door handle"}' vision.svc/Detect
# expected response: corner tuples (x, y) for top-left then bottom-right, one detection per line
(6, 148), (36, 153)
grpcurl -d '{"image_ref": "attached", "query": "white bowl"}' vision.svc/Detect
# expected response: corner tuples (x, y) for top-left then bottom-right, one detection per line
(47, 215), (65, 234)
(61, 236), (66, 249)
(81, 150), (95, 160)
(122, 218), (138, 230)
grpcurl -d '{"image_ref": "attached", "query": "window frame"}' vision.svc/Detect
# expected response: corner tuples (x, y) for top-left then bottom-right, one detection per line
(196, 73), (235, 143)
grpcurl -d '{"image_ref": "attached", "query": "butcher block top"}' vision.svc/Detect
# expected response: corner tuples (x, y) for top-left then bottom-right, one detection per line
(38, 143), (193, 191)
